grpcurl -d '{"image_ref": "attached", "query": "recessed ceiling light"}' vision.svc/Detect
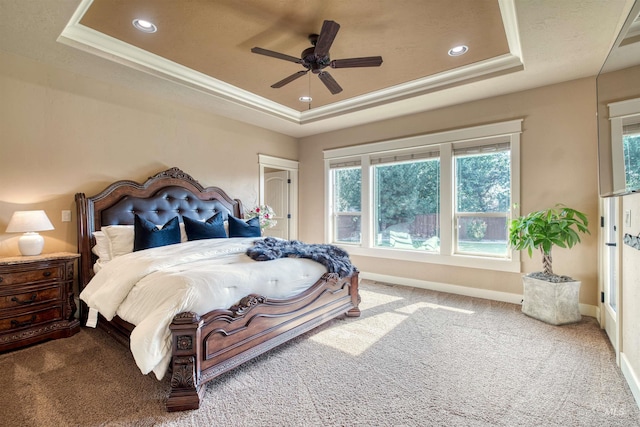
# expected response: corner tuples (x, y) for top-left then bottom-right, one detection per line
(448, 45), (468, 56)
(299, 96), (312, 103)
(132, 19), (157, 33)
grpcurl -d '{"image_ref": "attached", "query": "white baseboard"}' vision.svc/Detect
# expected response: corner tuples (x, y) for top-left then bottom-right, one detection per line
(360, 271), (599, 317)
(580, 302), (599, 319)
(621, 352), (640, 410)
(360, 272), (523, 305)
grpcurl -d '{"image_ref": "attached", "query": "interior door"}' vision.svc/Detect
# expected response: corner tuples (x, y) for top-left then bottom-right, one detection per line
(603, 196), (620, 361)
(263, 170), (290, 239)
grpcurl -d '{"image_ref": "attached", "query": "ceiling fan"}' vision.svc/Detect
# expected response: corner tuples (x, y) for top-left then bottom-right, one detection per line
(251, 20), (383, 95)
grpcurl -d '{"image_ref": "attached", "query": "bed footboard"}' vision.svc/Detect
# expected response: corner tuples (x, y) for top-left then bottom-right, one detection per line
(166, 270), (360, 412)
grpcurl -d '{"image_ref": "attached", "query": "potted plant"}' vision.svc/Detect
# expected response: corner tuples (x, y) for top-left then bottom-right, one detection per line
(508, 205), (590, 325)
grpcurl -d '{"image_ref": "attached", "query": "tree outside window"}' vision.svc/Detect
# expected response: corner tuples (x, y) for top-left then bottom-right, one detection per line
(374, 159), (440, 251)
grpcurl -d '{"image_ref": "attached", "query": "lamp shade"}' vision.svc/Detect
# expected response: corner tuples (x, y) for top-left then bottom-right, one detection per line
(6, 210), (54, 256)
(6, 210), (54, 233)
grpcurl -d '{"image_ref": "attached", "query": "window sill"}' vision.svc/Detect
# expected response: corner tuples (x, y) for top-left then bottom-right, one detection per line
(338, 244), (521, 273)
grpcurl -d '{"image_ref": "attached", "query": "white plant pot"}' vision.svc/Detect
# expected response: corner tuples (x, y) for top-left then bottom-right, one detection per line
(521, 275), (581, 325)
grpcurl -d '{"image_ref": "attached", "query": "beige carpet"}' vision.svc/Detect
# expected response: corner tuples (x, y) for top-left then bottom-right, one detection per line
(2, 280), (639, 426)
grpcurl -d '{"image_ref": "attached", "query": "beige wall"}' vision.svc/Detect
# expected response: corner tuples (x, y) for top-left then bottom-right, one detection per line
(0, 50), (298, 256)
(299, 77), (600, 306)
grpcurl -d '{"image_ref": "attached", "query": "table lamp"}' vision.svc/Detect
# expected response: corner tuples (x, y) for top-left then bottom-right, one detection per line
(5, 210), (55, 256)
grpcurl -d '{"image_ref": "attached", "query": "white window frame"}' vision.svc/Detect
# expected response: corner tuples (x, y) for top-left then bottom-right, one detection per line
(324, 120), (522, 272)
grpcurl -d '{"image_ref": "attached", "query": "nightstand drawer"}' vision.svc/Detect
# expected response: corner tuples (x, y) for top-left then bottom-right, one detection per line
(0, 286), (62, 310)
(0, 266), (62, 285)
(0, 306), (62, 332)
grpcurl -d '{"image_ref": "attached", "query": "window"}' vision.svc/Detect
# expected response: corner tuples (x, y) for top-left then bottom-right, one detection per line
(330, 161), (361, 244)
(454, 143), (511, 258)
(324, 120), (521, 272)
(608, 98), (640, 194)
(372, 150), (440, 251)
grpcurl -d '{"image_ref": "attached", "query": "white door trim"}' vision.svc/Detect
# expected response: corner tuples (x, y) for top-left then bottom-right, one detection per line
(600, 196), (622, 366)
(258, 154), (299, 240)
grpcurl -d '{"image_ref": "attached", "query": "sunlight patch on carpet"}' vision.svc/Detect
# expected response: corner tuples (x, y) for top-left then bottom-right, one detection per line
(309, 311), (408, 356)
(357, 289), (404, 311)
(308, 288), (475, 355)
(396, 301), (474, 315)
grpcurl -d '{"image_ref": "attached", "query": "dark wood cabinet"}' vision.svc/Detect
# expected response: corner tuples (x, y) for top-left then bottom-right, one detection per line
(0, 252), (80, 352)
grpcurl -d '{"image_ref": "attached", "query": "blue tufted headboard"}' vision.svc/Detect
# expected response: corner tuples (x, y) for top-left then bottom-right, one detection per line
(101, 186), (234, 226)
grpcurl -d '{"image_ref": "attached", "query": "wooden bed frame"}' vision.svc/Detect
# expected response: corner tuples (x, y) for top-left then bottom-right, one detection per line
(75, 167), (360, 411)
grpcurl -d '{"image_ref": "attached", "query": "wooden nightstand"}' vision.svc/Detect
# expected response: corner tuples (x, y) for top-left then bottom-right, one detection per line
(0, 252), (80, 352)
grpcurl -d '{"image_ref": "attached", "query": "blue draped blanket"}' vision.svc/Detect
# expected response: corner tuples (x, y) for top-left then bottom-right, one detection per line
(246, 237), (355, 278)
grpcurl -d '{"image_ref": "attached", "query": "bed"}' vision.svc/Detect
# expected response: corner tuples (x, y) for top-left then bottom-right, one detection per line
(75, 167), (361, 412)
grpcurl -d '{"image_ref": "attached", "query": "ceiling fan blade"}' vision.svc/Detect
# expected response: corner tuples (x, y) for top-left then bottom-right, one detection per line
(318, 71), (343, 94)
(314, 20), (340, 58)
(331, 56), (383, 68)
(271, 70), (309, 88)
(251, 47), (302, 64)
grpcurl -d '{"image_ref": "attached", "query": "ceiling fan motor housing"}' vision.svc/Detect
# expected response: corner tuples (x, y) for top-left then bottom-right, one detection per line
(301, 45), (330, 73)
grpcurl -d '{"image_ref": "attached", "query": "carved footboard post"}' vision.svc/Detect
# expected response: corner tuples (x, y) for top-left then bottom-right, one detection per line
(167, 312), (204, 412)
(346, 270), (361, 317)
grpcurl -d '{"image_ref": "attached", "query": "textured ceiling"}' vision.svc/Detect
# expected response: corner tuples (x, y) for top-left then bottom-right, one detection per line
(78, 0), (510, 111)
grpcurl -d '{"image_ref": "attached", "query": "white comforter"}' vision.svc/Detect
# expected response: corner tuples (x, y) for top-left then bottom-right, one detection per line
(80, 237), (327, 380)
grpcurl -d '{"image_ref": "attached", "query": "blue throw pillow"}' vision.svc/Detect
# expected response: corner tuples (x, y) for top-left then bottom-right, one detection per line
(228, 216), (261, 238)
(133, 215), (181, 251)
(183, 213), (227, 240)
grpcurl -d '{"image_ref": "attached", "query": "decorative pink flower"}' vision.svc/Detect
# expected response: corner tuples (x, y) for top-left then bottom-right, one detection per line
(248, 205), (277, 229)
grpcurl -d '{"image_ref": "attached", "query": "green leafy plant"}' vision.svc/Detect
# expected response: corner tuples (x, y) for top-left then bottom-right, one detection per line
(508, 205), (590, 276)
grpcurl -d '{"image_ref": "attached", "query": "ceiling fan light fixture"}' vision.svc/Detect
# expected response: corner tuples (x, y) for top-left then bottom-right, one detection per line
(299, 96), (312, 103)
(448, 45), (468, 56)
(132, 19), (157, 33)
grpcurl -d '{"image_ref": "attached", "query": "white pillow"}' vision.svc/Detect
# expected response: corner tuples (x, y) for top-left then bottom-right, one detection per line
(101, 225), (135, 259)
(100, 221), (188, 260)
(91, 231), (112, 262)
(180, 222), (187, 243)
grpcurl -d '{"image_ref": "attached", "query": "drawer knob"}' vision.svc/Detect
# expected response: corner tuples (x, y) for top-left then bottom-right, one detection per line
(11, 293), (37, 305)
(11, 315), (36, 329)
(0, 277), (3, 283)
(43, 271), (52, 277)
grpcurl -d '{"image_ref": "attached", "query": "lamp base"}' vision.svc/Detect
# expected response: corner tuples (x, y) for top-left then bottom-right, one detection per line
(18, 232), (44, 256)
